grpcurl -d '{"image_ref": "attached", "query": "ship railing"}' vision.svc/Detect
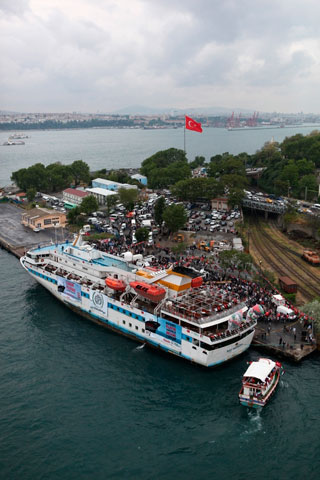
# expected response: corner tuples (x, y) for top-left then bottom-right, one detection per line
(205, 319), (256, 343)
(162, 302), (247, 325)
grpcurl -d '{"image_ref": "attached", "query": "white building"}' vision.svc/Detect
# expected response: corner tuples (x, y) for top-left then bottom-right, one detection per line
(85, 187), (118, 205)
(63, 188), (89, 207)
(92, 178), (138, 191)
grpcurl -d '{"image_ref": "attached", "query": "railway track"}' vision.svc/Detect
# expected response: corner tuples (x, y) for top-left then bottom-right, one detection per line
(248, 218), (320, 302)
(261, 220), (320, 287)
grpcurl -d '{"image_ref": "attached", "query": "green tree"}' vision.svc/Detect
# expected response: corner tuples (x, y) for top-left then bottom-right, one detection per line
(135, 227), (149, 243)
(141, 148), (190, 188)
(172, 177), (223, 202)
(154, 196), (166, 225)
(105, 194), (118, 214)
(219, 250), (253, 273)
(117, 188), (139, 210)
(67, 206), (83, 225)
(298, 174), (318, 200)
(46, 163), (72, 191)
(162, 204), (187, 234)
(302, 300), (320, 332)
(26, 187), (37, 202)
(80, 195), (99, 214)
(228, 188), (245, 208)
(189, 156), (206, 169)
(69, 160), (90, 186)
(221, 174), (248, 189)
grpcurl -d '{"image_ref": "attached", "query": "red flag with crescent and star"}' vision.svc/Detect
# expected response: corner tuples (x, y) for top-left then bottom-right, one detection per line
(185, 115), (202, 133)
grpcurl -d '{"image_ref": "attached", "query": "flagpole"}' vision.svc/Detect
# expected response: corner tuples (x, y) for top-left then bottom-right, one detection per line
(184, 122), (186, 153)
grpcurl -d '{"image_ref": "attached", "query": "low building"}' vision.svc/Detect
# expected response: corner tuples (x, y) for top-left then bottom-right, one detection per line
(92, 177), (138, 191)
(211, 197), (230, 211)
(85, 187), (118, 205)
(63, 188), (89, 207)
(21, 207), (67, 231)
(131, 173), (147, 186)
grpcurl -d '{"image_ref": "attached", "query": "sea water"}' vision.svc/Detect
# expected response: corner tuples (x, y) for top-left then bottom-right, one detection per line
(0, 127), (320, 478)
(0, 249), (319, 479)
(0, 124), (319, 187)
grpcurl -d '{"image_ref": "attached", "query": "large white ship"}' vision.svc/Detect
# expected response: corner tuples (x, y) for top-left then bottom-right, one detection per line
(20, 231), (261, 367)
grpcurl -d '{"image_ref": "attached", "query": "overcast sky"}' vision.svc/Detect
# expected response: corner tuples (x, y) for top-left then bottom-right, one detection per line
(1, 0), (320, 114)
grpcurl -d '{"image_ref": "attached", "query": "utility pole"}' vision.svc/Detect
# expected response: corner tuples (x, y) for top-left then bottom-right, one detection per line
(305, 186), (308, 201)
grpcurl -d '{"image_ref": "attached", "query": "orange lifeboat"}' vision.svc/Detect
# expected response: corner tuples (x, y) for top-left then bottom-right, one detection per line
(105, 277), (126, 292)
(130, 281), (166, 302)
(191, 276), (203, 288)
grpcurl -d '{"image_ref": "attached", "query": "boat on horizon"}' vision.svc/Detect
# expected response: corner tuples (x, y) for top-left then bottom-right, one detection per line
(2, 139), (25, 145)
(20, 229), (263, 367)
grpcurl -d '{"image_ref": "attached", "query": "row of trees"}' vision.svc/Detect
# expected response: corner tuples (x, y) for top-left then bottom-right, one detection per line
(140, 131), (320, 201)
(251, 132), (320, 199)
(11, 160), (90, 193)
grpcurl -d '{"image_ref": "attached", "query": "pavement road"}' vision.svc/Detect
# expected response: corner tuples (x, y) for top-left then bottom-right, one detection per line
(0, 203), (69, 247)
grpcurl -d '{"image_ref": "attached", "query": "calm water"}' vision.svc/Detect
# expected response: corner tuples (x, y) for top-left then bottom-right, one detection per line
(0, 127), (320, 478)
(1, 125), (320, 186)
(0, 249), (319, 479)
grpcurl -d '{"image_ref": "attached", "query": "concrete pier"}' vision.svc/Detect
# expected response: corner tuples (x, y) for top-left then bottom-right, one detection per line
(0, 203), (69, 258)
(253, 320), (317, 362)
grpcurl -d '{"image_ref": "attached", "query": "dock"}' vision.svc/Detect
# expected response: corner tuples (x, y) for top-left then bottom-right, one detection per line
(253, 320), (317, 362)
(0, 202), (69, 259)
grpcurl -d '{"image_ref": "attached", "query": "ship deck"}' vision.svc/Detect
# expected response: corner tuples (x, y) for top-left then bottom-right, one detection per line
(162, 286), (246, 326)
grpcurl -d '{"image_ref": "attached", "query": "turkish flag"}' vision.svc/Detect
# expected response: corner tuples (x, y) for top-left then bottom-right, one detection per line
(185, 116), (202, 133)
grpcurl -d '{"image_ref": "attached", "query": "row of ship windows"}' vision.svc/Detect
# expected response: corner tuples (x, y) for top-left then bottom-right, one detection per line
(29, 268), (90, 299)
(108, 302), (145, 322)
(121, 319), (145, 334)
(29, 269), (57, 284)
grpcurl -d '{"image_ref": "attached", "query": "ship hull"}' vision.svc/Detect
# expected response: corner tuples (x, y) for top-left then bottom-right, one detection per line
(21, 258), (255, 367)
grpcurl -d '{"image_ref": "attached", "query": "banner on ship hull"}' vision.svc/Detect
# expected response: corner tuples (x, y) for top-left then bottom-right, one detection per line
(157, 318), (182, 344)
(90, 290), (108, 313)
(57, 278), (81, 302)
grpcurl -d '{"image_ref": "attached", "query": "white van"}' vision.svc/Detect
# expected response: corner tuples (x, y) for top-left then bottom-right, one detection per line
(88, 217), (99, 224)
(276, 305), (296, 320)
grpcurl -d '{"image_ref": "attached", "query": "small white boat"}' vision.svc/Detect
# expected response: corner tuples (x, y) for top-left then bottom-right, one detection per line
(239, 358), (283, 408)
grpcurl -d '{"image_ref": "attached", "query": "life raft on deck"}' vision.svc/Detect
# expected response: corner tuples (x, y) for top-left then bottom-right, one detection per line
(105, 277), (126, 292)
(130, 281), (166, 302)
(191, 276), (203, 288)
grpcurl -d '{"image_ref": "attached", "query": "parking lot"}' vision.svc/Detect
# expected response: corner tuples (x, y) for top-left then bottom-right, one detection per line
(0, 203), (67, 247)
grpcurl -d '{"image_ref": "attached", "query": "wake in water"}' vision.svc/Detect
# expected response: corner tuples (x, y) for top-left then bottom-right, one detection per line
(280, 379), (289, 388)
(241, 409), (264, 438)
(134, 343), (146, 351)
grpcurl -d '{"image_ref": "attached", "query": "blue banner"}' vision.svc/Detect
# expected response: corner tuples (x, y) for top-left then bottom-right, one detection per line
(157, 318), (182, 344)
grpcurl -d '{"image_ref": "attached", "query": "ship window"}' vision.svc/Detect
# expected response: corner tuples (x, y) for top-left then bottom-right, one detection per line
(129, 323), (132, 328)
(135, 326), (138, 331)
(202, 351), (208, 355)
(142, 329), (145, 333)
(192, 346), (197, 350)
(122, 320), (125, 325)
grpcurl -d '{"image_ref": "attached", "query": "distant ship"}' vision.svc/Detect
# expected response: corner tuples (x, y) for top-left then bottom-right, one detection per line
(9, 133), (29, 139)
(3, 139), (25, 145)
(20, 230), (262, 367)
